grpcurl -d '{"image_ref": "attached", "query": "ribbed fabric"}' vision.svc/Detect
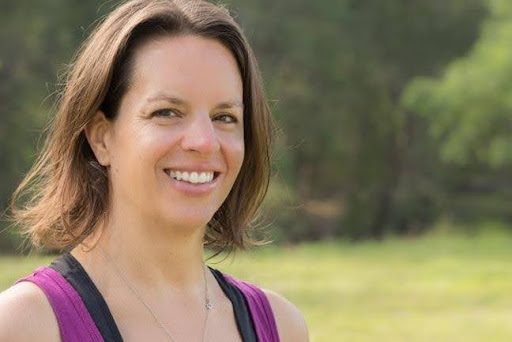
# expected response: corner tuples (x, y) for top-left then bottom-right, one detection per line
(17, 262), (280, 342)
(17, 266), (103, 342)
(50, 253), (124, 341)
(224, 274), (280, 342)
(210, 268), (258, 342)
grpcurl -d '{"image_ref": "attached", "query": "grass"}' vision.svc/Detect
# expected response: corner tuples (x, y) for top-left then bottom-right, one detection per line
(1, 227), (512, 341)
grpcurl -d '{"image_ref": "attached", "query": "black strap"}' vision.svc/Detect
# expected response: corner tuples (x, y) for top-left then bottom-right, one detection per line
(210, 268), (257, 342)
(51, 253), (124, 342)
(50, 253), (257, 341)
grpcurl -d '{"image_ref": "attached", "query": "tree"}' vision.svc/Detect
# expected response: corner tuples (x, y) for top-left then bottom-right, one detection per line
(0, 0), (109, 252)
(232, 0), (487, 239)
(403, 0), (512, 168)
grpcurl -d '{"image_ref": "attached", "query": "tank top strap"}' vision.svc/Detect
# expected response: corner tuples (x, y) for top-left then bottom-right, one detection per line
(17, 266), (103, 342)
(223, 274), (280, 342)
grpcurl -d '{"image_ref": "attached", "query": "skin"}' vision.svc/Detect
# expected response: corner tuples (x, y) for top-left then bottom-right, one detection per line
(0, 35), (308, 341)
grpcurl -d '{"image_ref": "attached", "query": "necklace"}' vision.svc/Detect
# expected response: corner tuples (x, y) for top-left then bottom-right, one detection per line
(99, 248), (213, 342)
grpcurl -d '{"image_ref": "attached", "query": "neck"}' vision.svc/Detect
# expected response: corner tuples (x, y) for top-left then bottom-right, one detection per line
(73, 207), (208, 292)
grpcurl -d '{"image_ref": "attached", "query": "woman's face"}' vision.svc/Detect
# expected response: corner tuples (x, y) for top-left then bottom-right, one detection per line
(100, 35), (244, 231)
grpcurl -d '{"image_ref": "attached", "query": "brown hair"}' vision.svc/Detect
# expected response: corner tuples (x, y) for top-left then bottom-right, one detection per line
(10, 0), (273, 253)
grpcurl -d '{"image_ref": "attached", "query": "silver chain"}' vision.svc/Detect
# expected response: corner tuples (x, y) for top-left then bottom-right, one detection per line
(99, 248), (213, 342)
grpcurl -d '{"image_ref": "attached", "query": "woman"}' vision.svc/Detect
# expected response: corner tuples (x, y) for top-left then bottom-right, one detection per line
(0, 0), (309, 341)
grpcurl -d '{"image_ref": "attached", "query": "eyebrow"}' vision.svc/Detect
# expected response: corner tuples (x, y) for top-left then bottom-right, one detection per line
(146, 94), (243, 110)
(145, 94), (186, 106)
(215, 100), (244, 110)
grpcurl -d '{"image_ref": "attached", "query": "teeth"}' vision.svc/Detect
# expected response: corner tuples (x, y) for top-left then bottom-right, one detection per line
(168, 170), (215, 184)
(190, 172), (199, 183)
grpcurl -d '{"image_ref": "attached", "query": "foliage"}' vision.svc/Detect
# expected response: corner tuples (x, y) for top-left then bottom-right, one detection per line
(0, 0), (113, 250)
(1, 0), (503, 250)
(231, 0), (487, 239)
(403, 0), (512, 168)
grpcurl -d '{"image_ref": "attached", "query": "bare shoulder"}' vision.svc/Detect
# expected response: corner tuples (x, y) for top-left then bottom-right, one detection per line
(0, 282), (60, 342)
(263, 289), (309, 342)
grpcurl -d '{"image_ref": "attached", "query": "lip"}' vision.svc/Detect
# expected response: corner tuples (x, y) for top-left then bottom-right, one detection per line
(163, 169), (221, 196)
(163, 164), (223, 173)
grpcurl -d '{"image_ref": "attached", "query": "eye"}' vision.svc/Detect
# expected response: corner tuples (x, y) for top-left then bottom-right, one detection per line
(151, 108), (181, 118)
(213, 113), (239, 124)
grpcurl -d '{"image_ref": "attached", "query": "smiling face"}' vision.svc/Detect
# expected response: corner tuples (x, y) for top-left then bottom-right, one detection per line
(89, 34), (245, 231)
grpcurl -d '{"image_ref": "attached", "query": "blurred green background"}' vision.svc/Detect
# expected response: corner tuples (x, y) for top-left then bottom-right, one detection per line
(2, 0), (512, 340)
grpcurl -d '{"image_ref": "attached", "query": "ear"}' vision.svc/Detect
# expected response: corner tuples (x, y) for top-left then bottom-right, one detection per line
(85, 110), (113, 167)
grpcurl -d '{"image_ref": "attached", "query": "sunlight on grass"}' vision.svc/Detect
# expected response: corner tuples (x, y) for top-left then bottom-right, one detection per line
(1, 229), (511, 341)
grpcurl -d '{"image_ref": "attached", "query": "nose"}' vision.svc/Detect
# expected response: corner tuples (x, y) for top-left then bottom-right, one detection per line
(180, 113), (220, 155)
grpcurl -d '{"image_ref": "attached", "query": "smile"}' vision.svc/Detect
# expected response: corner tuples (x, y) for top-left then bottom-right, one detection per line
(164, 169), (217, 184)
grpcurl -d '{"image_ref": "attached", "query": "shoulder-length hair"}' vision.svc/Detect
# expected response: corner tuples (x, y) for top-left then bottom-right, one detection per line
(10, 0), (273, 253)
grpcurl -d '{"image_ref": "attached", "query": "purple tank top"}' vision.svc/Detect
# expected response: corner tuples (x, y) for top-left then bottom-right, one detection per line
(18, 266), (279, 342)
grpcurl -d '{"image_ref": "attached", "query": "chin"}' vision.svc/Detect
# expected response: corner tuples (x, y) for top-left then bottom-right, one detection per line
(162, 210), (215, 231)
(154, 197), (222, 229)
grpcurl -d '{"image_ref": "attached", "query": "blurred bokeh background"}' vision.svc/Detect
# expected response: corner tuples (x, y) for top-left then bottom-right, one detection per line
(2, 0), (512, 340)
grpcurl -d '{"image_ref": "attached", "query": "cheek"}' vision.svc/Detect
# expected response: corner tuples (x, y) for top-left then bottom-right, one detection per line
(227, 136), (245, 175)
(110, 124), (169, 174)
(137, 128), (177, 162)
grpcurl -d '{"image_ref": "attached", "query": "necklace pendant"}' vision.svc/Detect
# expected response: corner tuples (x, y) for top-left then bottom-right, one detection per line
(206, 302), (213, 310)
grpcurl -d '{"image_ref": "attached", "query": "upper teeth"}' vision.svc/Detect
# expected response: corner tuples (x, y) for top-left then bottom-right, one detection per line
(168, 170), (214, 184)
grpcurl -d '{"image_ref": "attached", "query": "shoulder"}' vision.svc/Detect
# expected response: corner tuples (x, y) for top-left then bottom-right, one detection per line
(0, 281), (60, 341)
(263, 289), (309, 342)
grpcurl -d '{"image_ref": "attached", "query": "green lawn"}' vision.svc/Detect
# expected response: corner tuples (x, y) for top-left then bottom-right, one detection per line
(1, 229), (512, 341)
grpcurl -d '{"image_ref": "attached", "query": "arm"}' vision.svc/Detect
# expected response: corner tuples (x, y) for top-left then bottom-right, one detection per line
(263, 289), (309, 342)
(0, 282), (60, 341)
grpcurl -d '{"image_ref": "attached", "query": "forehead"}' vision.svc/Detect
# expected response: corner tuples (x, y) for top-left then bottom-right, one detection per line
(126, 34), (243, 105)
